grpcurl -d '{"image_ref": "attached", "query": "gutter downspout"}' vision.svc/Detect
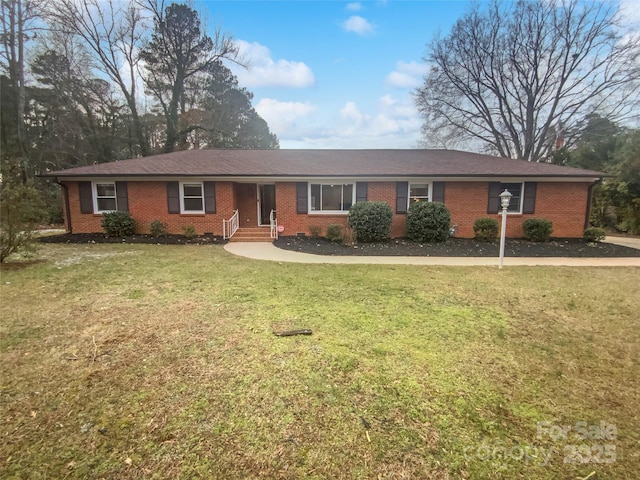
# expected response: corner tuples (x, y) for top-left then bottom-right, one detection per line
(57, 179), (72, 233)
(585, 178), (603, 231)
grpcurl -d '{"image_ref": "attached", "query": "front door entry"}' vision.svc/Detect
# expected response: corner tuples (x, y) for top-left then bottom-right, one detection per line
(259, 184), (276, 225)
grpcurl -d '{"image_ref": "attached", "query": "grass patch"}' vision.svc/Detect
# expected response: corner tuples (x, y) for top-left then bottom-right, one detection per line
(1, 244), (638, 479)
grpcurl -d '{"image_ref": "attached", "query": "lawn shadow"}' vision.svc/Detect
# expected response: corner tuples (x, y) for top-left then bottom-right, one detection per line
(0, 258), (47, 271)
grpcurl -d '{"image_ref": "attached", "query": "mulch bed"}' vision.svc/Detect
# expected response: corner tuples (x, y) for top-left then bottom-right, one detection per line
(38, 232), (640, 258)
(38, 233), (224, 246)
(273, 236), (640, 258)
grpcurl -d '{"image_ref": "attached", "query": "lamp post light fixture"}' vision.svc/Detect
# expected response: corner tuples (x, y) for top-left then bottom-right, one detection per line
(498, 189), (513, 269)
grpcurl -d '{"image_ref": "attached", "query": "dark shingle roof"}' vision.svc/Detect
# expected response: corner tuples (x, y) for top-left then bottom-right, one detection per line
(45, 149), (605, 178)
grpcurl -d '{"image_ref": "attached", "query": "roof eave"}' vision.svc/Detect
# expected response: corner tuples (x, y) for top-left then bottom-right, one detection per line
(47, 172), (608, 180)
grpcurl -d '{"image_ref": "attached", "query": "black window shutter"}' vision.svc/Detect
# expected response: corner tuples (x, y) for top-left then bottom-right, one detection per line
(167, 181), (180, 214)
(115, 181), (129, 212)
(523, 182), (537, 214)
(356, 182), (368, 203)
(487, 182), (502, 214)
(396, 181), (409, 214)
(204, 181), (216, 213)
(79, 181), (93, 214)
(296, 182), (308, 214)
(432, 181), (445, 203)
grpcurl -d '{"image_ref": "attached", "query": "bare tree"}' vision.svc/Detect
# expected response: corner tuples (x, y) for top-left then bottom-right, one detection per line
(414, 0), (640, 162)
(48, 0), (151, 156)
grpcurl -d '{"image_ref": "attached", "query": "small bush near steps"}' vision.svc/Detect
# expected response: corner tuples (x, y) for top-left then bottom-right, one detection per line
(325, 224), (343, 242)
(101, 211), (135, 237)
(309, 225), (322, 238)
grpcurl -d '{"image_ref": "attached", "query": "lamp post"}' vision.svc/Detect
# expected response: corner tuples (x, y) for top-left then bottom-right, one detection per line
(498, 189), (512, 269)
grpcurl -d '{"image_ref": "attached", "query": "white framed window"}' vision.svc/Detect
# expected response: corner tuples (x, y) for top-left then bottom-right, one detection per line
(181, 182), (204, 213)
(93, 182), (117, 213)
(309, 183), (354, 213)
(500, 182), (524, 213)
(409, 183), (431, 206)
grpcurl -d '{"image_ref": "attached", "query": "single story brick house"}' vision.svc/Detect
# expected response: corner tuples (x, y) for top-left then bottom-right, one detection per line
(45, 149), (604, 240)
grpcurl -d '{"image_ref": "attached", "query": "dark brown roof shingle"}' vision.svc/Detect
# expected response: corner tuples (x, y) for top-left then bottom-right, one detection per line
(45, 149), (605, 178)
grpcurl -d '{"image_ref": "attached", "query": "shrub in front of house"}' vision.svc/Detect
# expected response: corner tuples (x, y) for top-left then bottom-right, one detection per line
(149, 220), (168, 237)
(341, 226), (356, 246)
(583, 226), (606, 243)
(523, 218), (553, 242)
(473, 217), (499, 242)
(0, 182), (48, 263)
(309, 225), (322, 238)
(348, 201), (393, 242)
(325, 224), (343, 242)
(182, 225), (196, 239)
(407, 201), (451, 243)
(101, 211), (135, 237)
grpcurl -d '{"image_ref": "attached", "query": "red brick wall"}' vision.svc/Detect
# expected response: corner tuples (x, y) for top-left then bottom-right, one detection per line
(444, 182), (590, 238)
(63, 181), (236, 235)
(533, 182), (591, 238)
(63, 179), (592, 238)
(275, 182), (408, 238)
(274, 181), (591, 239)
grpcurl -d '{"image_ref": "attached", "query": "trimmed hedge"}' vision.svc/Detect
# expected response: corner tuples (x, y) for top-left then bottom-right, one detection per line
(101, 211), (135, 237)
(406, 201), (451, 243)
(348, 201), (393, 243)
(473, 217), (499, 242)
(522, 218), (553, 242)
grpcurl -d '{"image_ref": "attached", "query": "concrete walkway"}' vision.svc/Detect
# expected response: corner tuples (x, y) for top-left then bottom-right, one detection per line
(603, 235), (640, 250)
(224, 241), (640, 267)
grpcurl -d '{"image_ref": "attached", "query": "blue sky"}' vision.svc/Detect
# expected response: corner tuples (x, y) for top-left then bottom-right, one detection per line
(195, 1), (472, 148)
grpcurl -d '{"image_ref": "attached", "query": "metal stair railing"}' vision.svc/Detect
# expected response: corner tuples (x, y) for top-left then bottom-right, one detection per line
(269, 209), (278, 240)
(223, 209), (239, 240)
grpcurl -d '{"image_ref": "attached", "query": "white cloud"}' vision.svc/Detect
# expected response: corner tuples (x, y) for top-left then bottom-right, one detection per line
(277, 94), (422, 149)
(346, 2), (362, 12)
(377, 94), (416, 118)
(618, 0), (640, 28)
(255, 98), (317, 136)
(118, 53), (155, 111)
(230, 40), (315, 88)
(386, 61), (430, 88)
(343, 16), (375, 36)
(340, 101), (365, 126)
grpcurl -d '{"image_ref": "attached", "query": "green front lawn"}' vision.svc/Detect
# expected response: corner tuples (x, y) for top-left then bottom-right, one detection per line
(1, 244), (638, 479)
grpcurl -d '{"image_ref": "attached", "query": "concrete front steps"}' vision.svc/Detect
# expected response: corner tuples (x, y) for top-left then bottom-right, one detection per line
(228, 227), (273, 242)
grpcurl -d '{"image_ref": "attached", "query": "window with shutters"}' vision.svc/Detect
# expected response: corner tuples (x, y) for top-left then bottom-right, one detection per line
(309, 183), (354, 213)
(181, 182), (204, 213)
(93, 182), (117, 213)
(409, 183), (431, 206)
(499, 182), (524, 213)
